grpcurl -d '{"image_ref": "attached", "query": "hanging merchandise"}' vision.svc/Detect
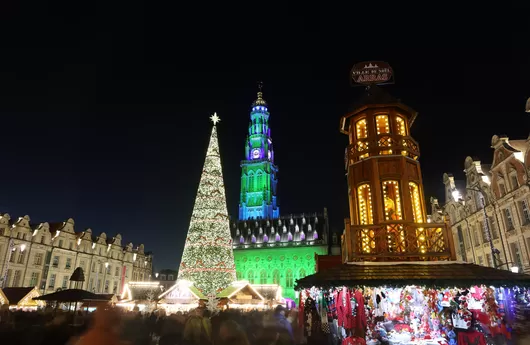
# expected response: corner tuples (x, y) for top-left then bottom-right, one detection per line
(337, 287), (352, 329)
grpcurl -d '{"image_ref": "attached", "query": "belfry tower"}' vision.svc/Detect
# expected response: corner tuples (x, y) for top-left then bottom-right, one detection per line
(238, 84), (280, 220)
(340, 72), (455, 262)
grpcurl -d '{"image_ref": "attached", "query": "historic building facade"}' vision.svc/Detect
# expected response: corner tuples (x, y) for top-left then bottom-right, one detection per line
(232, 88), (339, 300)
(0, 214), (153, 294)
(340, 85), (455, 262)
(440, 135), (530, 273)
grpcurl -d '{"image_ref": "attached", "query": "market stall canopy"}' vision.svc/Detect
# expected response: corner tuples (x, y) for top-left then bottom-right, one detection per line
(0, 287), (44, 307)
(121, 282), (163, 303)
(217, 281), (265, 305)
(295, 261), (530, 289)
(158, 280), (205, 304)
(33, 289), (110, 302)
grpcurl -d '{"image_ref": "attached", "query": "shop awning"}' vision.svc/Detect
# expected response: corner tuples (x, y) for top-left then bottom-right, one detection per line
(295, 261), (530, 289)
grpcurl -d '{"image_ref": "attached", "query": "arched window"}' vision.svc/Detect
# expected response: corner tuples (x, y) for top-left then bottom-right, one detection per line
(247, 270), (254, 284)
(272, 270), (280, 285)
(409, 182), (424, 223)
(236, 271), (242, 280)
(256, 171), (263, 190)
(383, 180), (404, 253)
(376, 115), (390, 134)
(248, 172), (255, 192)
(376, 115), (392, 154)
(299, 268), (306, 279)
(358, 184), (374, 254)
(286, 269), (293, 288)
(382, 181), (402, 220)
(355, 119), (367, 139)
(396, 116), (406, 136)
(260, 270), (267, 284)
(355, 119), (369, 160)
(357, 184), (373, 224)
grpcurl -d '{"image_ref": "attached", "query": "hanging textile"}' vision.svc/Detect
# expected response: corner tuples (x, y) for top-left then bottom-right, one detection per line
(337, 287), (352, 329)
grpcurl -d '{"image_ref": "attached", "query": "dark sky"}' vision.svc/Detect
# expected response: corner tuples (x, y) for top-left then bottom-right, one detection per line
(0, 3), (528, 270)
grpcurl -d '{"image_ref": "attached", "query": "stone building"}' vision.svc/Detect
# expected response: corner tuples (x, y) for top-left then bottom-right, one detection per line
(156, 268), (178, 290)
(439, 134), (530, 273)
(0, 214), (153, 294)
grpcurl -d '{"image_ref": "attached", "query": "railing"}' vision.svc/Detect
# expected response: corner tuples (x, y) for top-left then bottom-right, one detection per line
(345, 222), (455, 261)
(346, 135), (420, 165)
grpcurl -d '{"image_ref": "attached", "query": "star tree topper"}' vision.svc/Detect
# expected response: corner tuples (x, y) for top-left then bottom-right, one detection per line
(210, 112), (220, 125)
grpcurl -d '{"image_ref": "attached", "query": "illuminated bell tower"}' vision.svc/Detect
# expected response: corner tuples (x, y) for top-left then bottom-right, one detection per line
(340, 83), (455, 262)
(239, 84), (280, 220)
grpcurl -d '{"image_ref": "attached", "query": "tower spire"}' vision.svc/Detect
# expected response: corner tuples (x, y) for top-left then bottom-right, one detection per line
(252, 81), (267, 107)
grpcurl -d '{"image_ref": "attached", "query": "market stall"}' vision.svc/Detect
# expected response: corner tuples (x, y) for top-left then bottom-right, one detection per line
(0, 287), (45, 310)
(295, 261), (530, 345)
(157, 279), (206, 313)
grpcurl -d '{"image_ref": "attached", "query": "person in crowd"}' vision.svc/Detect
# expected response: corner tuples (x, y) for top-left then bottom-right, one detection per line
(75, 307), (129, 345)
(184, 307), (212, 345)
(273, 305), (294, 345)
(218, 319), (250, 345)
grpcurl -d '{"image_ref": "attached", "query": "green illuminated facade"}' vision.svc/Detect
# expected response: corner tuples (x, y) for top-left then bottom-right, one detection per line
(232, 241), (329, 300)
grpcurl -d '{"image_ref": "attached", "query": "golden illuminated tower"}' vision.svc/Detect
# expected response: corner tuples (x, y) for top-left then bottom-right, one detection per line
(340, 85), (456, 262)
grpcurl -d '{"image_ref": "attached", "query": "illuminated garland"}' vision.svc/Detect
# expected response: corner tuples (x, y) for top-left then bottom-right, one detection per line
(178, 122), (237, 293)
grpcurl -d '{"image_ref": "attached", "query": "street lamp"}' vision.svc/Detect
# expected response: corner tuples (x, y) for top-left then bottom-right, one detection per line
(467, 187), (497, 268)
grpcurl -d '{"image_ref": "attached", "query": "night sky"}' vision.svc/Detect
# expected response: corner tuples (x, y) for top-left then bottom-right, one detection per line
(1, 3), (528, 270)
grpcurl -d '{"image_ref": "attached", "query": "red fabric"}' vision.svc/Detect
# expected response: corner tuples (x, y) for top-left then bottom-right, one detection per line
(342, 336), (366, 345)
(337, 288), (352, 329)
(500, 324), (512, 340)
(471, 310), (490, 325)
(457, 331), (486, 345)
(353, 290), (366, 330)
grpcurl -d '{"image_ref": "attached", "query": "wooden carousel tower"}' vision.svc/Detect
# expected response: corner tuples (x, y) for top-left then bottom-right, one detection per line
(341, 62), (456, 262)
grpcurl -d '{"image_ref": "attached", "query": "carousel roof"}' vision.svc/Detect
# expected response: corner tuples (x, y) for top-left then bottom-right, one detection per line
(295, 261), (530, 289)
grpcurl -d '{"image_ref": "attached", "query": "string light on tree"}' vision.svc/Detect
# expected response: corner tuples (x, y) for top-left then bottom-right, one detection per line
(177, 113), (237, 293)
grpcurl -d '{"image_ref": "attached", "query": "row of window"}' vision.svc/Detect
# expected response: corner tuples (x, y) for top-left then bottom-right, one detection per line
(354, 115), (408, 141)
(357, 181), (424, 224)
(236, 268), (306, 288)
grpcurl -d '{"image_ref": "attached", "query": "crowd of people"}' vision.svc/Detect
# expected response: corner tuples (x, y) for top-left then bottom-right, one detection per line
(0, 305), (300, 345)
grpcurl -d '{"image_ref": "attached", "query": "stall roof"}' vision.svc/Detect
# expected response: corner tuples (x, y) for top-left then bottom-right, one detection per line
(295, 261), (530, 289)
(1, 287), (44, 307)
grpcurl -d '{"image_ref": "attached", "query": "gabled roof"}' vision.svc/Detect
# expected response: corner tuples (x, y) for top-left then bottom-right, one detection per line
(158, 280), (206, 301)
(217, 281), (264, 300)
(121, 282), (163, 302)
(1, 287), (35, 305)
(295, 261), (530, 289)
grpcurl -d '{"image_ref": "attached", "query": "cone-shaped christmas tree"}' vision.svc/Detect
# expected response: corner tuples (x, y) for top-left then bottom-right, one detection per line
(178, 113), (237, 294)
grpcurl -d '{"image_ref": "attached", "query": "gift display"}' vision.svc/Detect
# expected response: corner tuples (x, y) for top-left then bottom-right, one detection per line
(298, 285), (525, 345)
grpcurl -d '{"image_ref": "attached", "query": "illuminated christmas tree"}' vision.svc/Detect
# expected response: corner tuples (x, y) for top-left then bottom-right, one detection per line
(178, 113), (237, 293)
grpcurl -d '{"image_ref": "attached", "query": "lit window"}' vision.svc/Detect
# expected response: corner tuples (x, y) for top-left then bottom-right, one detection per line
(409, 182), (424, 223)
(376, 115), (390, 134)
(396, 117), (406, 136)
(356, 119), (367, 139)
(358, 184), (374, 254)
(382, 181), (402, 220)
(247, 270), (254, 284)
(260, 270), (267, 284)
(286, 269), (293, 288)
(357, 184), (373, 224)
(376, 115), (392, 154)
